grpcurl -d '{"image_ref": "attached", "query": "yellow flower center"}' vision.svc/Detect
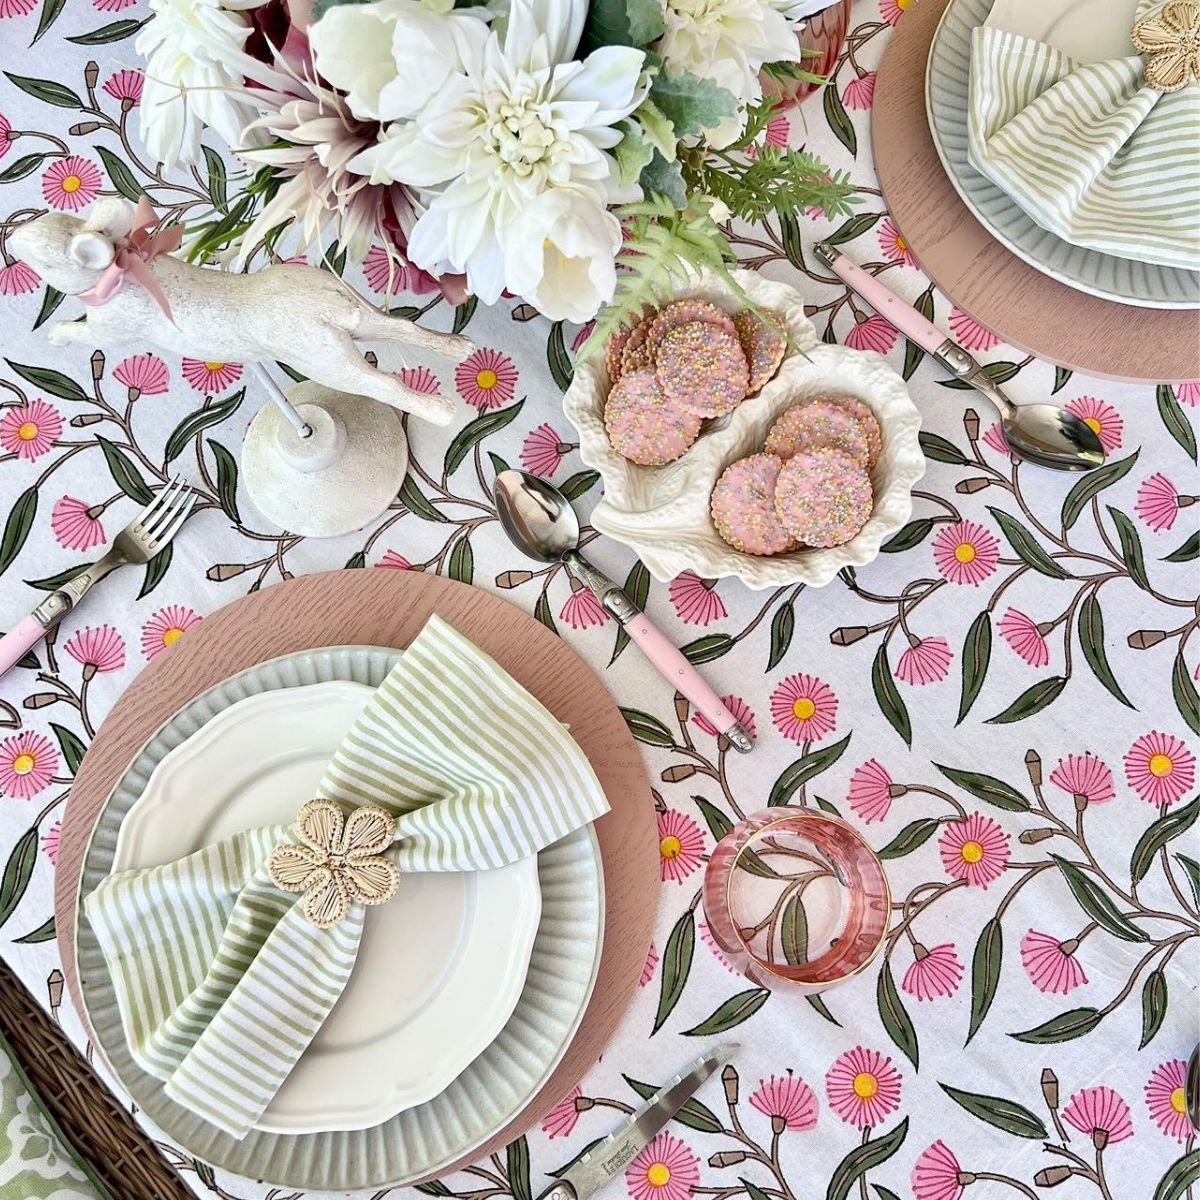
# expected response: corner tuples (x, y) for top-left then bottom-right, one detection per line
(16, 422), (38, 441)
(646, 1164), (671, 1188)
(476, 368), (498, 390)
(204, 362), (225, 373)
(954, 542), (977, 564)
(659, 835), (682, 860)
(792, 697), (816, 721)
(1082, 417), (1102, 436)
(894, 232), (908, 251)
(897, 0), (912, 8)
(162, 626), (185, 647)
(1149, 753), (1174, 777)
(960, 840), (984, 864)
(1171, 1086), (1187, 1114)
(60, 174), (82, 194)
(11, 752), (35, 775)
(852, 1072), (879, 1099)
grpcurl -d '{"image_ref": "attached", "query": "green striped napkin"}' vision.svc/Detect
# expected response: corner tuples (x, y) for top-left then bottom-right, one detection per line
(967, 0), (1200, 272)
(85, 615), (609, 1140)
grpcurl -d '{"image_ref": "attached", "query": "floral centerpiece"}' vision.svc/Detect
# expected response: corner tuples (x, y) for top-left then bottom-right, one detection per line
(138, 0), (857, 336)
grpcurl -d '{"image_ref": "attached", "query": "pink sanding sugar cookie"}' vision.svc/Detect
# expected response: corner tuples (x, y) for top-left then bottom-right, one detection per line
(656, 322), (749, 417)
(764, 398), (873, 468)
(604, 369), (701, 466)
(775, 448), (873, 548)
(710, 453), (797, 556)
(733, 308), (787, 393)
(827, 394), (882, 467)
(647, 298), (737, 352)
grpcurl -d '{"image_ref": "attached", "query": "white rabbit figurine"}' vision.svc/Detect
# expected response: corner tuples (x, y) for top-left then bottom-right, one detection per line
(9, 197), (470, 426)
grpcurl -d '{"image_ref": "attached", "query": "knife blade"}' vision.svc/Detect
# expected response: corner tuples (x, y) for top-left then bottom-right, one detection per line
(536, 1046), (737, 1200)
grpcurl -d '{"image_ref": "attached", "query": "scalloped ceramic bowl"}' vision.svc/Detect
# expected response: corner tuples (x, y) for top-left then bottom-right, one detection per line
(563, 269), (926, 589)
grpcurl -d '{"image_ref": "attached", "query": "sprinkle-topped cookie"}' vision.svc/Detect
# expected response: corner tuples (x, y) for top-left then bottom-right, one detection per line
(710, 453), (797, 556)
(733, 308), (787, 393)
(648, 298), (737, 353)
(656, 322), (749, 418)
(764, 398), (873, 468)
(605, 322), (635, 384)
(775, 448), (873, 548)
(827, 394), (882, 468)
(620, 313), (657, 377)
(604, 369), (701, 466)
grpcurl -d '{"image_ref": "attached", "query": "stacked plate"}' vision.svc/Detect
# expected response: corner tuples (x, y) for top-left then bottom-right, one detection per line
(75, 645), (605, 1191)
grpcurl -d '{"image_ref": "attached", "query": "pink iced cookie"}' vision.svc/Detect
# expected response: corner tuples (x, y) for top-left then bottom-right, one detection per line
(656, 322), (749, 418)
(775, 448), (873, 548)
(605, 370), (701, 466)
(710, 453), (797, 556)
(733, 308), (787, 393)
(621, 315), (656, 376)
(828, 394), (882, 468)
(764, 398), (873, 468)
(648, 298), (737, 353)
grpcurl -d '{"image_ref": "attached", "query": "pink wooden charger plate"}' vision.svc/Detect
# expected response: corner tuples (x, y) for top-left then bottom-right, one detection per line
(872, 0), (1199, 384)
(54, 569), (658, 1181)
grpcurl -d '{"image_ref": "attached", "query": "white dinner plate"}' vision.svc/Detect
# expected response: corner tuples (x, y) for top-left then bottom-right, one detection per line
(112, 681), (542, 1135)
(987, 0), (1138, 61)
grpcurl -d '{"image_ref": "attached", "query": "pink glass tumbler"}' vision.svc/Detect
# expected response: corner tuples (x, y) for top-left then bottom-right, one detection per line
(703, 809), (889, 992)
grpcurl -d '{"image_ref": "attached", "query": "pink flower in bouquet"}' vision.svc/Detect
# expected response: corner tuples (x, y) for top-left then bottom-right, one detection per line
(1145, 1059), (1192, 1142)
(825, 1046), (902, 1128)
(560, 587), (609, 630)
(894, 635), (952, 685)
(1125, 731), (1195, 807)
(41, 820), (61, 865)
(65, 624), (126, 675)
(397, 367), (441, 397)
(102, 69), (144, 104)
(1049, 752), (1114, 805)
(878, 218), (916, 266)
(456, 348), (518, 410)
(1176, 381), (1200, 405)
(1063, 1086), (1134, 1146)
(912, 1141), (967, 1200)
(376, 550), (411, 570)
(181, 359), (242, 394)
(114, 353), (170, 398)
(848, 759), (896, 824)
(948, 306), (999, 351)
(982, 422), (1012, 457)
(771, 673), (837, 744)
(640, 941), (658, 987)
(843, 72), (877, 109)
(626, 1132), (699, 1200)
(0, 259), (39, 296)
(0, 732), (58, 799)
(1020, 930), (1087, 994)
(141, 605), (201, 660)
(51, 496), (106, 552)
(939, 812), (1009, 887)
(1066, 396), (1123, 452)
(693, 695), (756, 741)
(844, 314), (897, 353)
(362, 244), (442, 297)
(0, 0), (36, 20)
(998, 608), (1050, 667)
(542, 1087), (582, 1139)
(669, 571), (727, 626)
(520, 423), (570, 477)
(749, 1073), (818, 1132)
(1, 399), (61, 460)
(658, 810), (705, 883)
(572, 322), (596, 352)
(902, 943), (963, 1001)
(1135, 474), (1184, 532)
(932, 521), (999, 586)
(42, 157), (102, 212)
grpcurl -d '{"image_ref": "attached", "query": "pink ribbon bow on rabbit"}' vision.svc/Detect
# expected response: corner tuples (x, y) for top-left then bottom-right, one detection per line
(77, 197), (183, 320)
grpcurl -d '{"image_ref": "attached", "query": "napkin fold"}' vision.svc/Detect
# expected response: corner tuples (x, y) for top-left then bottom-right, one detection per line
(967, 0), (1200, 271)
(85, 615), (609, 1139)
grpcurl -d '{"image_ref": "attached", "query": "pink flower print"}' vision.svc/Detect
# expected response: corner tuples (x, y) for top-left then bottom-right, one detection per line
(770, 673), (837, 744)
(41, 819), (61, 865)
(571, 322), (595, 352)
(843, 71), (877, 109)
(881, 0), (913, 24)
(397, 366), (441, 396)
(938, 812), (1010, 887)
(998, 609), (1050, 668)
(376, 550), (412, 569)
(932, 520), (999, 586)
(982, 422), (1012, 457)
(948, 306), (999, 352)
(848, 759), (896, 824)
(697, 920), (736, 973)
(640, 941), (658, 987)
(114, 353), (169, 398)
(1020, 930), (1087, 995)
(102, 69), (143, 106)
(1049, 753), (1114, 805)
(521, 423), (569, 477)
(658, 809), (705, 883)
(878, 218), (916, 266)
(363, 244), (400, 293)
(669, 571), (727, 626)
(1066, 396), (1123, 452)
(1145, 1059), (1192, 1142)
(542, 1087), (582, 1139)
(0, 113), (10, 161)
(42, 156), (102, 212)
(0, 399), (61, 460)
(901, 943), (963, 1001)
(1176, 381), (1200, 406)
(894, 635), (952, 685)
(0, 732), (58, 799)
(141, 605), (201, 661)
(693, 695), (756, 741)
(625, 1131), (699, 1200)
(1124, 731), (1195, 807)
(844, 314), (898, 353)
(0, 0), (36, 15)
(560, 586), (609, 630)
(746, 113), (790, 158)
(1135, 474), (1184, 532)
(51, 496), (106, 552)
(181, 359), (242, 393)
(0, 260), (39, 295)
(825, 1046), (902, 1129)
(456, 348), (518, 410)
(1063, 1086), (1134, 1148)
(65, 624), (125, 676)
(912, 1141), (966, 1200)
(94, 0), (137, 10)
(749, 1073), (818, 1133)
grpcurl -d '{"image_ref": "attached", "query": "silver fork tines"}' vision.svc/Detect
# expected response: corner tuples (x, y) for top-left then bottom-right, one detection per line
(120, 477), (196, 558)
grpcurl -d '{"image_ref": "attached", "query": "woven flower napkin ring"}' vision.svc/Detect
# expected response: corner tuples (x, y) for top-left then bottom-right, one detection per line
(1133, 0), (1200, 92)
(268, 800), (400, 929)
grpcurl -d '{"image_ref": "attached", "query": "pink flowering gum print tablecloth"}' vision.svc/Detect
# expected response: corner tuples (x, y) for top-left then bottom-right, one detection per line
(1, 3), (1199, 1198)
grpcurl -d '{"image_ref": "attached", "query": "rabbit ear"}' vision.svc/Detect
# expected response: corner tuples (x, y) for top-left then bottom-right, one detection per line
(82, 197), (136, 241)
(69, 230), (116, 270)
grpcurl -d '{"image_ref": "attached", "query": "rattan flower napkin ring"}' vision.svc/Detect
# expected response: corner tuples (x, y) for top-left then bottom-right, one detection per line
(267, 799), (400, 929)
(1133, 0), (1200, 92)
